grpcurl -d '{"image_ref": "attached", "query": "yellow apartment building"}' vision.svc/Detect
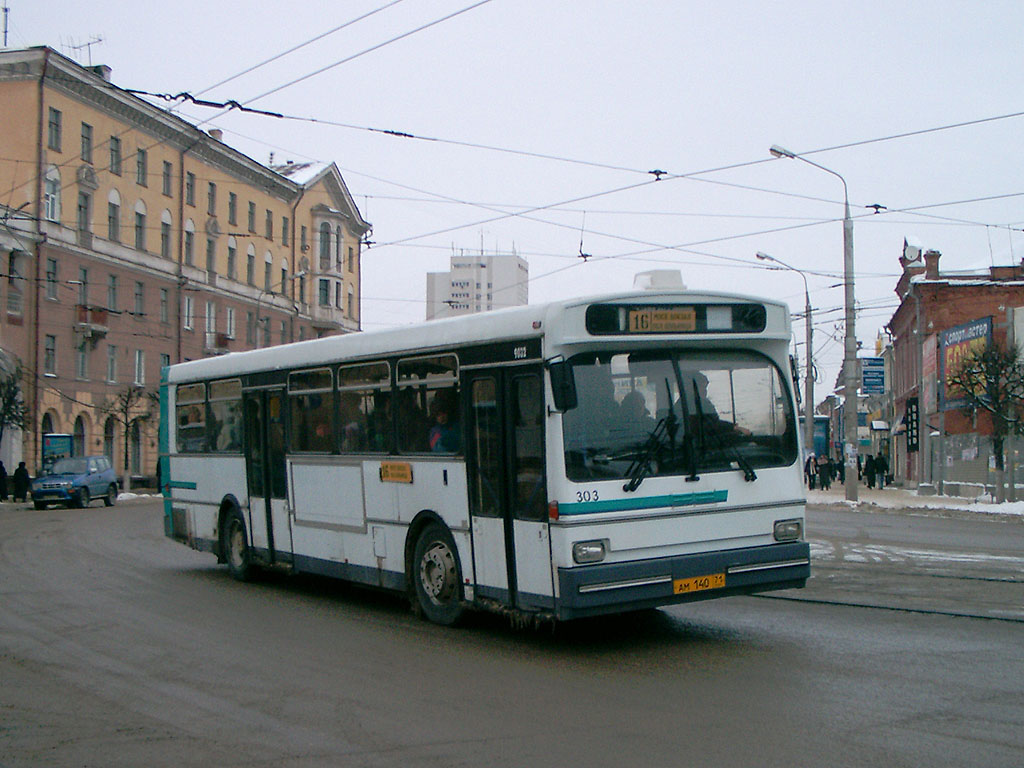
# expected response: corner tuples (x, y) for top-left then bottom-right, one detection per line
(0, 46), (370, 482)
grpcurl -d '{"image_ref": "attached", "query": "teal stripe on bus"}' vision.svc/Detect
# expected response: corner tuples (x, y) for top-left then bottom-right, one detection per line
(166, 480), (197, 490)
(558, 489), (728, 516)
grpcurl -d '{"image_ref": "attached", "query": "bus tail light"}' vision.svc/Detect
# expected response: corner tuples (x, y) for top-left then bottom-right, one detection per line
(573, 540), (607, 564)
(773, 519), (803, 542)
(548, 501), (560, 520)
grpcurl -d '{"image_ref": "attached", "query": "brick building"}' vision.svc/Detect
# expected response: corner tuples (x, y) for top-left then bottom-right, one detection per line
(888, 239), (1024, 489)
(0, 46), (369, 479)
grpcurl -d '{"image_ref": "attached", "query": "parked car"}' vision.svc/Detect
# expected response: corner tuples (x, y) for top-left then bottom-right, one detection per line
(31, 455), (119, 509)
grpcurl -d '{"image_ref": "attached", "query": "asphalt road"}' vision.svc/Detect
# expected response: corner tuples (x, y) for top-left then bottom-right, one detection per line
(1, 498), (1021, 767)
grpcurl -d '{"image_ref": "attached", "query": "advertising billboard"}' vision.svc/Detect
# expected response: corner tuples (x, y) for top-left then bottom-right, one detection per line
(939, 317), (992, 411)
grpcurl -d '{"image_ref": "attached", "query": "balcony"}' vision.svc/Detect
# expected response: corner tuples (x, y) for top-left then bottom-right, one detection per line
(75, 305), (109, 339)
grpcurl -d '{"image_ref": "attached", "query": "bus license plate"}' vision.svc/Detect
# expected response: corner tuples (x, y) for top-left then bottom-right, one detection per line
(673, 573), (725, 594)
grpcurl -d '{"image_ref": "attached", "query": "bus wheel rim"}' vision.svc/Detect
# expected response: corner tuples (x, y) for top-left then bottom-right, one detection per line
(419, 542), (455, 605)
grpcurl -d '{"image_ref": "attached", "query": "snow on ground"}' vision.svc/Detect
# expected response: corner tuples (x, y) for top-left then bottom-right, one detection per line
(807, 488), (1024, 517)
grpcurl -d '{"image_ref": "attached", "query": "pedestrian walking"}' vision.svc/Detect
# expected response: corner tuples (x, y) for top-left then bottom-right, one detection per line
(12, 461), (29, 502)
(816, 453), (831, 490)
(804, 454), (816, 490)
(864, 454), (876, 488)
(0, 460), (8, 501)
(874, 453), (889, 489)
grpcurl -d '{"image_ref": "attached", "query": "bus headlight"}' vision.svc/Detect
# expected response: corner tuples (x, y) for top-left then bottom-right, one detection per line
(573, 540), (608, 564)
(773, 519), (803, 542)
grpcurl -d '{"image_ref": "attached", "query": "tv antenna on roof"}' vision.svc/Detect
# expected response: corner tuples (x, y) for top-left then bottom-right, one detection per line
(68, 35), (104, 66)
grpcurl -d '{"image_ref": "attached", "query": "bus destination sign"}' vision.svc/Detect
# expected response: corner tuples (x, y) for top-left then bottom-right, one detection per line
(628, 307), (696, 333)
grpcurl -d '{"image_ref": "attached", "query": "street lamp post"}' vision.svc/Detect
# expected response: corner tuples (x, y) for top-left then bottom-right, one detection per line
(770, 145), (858, 502)
(756, 252), (814, 461)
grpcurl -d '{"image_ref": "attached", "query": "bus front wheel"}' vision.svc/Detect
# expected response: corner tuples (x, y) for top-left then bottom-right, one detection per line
(224, 510), (253, 582)
(412, 523), (464, 626)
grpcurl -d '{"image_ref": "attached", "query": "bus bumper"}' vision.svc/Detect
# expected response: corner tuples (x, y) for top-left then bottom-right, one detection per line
(555, 541), (810, 620)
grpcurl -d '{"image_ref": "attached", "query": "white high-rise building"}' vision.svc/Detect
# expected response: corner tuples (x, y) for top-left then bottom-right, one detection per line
(426, 250), (529, 320)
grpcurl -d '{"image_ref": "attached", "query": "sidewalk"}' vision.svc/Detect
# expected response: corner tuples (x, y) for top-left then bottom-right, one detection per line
(806, 482), (1024, 519)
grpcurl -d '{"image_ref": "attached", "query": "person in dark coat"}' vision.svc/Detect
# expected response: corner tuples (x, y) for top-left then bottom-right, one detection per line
(874, 453), (889, 488)
(864, 454), (876, 488)
(0, 460), (8, 501)
(12, 461), (30, 502)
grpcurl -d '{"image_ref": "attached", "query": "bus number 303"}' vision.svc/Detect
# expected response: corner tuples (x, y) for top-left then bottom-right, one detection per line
(576, 490), (599, 502)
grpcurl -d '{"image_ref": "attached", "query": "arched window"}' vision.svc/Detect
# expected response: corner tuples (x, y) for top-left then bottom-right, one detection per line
(41, 412), (55, 436)
(160, 209), (173, 259)
(73, 415), (86, 456)
(107, 188), (122, 242)
(319, 222), (331, 268)
(246, 243), (256, 285)
(104, 417), (116, 464)
(184, 218), (196, 265)
(134, 199), (147, 251)
(44, 166), (62, 222)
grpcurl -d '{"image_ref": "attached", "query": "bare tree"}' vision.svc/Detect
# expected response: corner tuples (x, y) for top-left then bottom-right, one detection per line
(945, 341), (1024, 502)
(0, 362), (28, 452)
(99, 385), (158, 492)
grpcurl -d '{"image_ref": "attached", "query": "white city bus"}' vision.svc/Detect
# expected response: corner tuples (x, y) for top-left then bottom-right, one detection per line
(160, 287), (809, 624)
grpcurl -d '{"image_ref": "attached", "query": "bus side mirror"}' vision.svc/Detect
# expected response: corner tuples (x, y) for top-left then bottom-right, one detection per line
(548, 360), (577, 412)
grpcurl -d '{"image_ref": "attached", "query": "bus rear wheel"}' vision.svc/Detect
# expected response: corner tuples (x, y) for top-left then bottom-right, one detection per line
(412, 523), (464, 626)
(224, 510), (253, 582)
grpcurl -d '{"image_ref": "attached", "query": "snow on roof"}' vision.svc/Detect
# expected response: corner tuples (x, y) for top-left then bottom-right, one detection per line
(271, 161), (330, 186)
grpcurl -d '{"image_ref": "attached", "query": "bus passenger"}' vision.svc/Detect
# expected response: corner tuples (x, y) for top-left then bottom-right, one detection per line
(428, 391), (460, 453)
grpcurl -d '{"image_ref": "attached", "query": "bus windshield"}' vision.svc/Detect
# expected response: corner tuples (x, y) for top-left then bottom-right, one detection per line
(562, 350), (797, 483)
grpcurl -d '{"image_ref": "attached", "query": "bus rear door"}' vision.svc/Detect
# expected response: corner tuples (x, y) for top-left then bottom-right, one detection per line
(466, 367), (553, 612)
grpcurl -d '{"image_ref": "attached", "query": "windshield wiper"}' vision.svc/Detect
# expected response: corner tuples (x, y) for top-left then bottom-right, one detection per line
(622, 409), (677, 492)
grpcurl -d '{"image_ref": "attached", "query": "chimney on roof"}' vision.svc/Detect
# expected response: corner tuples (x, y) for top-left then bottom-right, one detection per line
(88, 64), (112, 82)
(924, 249), (941, 280)
(208, 129), (223, 142)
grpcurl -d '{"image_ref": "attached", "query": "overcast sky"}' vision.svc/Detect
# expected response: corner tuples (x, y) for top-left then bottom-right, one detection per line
(8, 1), (1024, 400)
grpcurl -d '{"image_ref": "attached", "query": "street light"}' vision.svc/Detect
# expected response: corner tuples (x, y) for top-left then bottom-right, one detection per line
(770, 144), (858, 502)
(756, 252), (814, 461)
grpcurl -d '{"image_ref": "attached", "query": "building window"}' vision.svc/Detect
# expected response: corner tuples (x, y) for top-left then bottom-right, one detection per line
(227, 241), (237, 280)
(226, 307), (236, 338)
(281, 267), (288, 297)
(44, 168), (61, 222)
(107, 275), (118, 311)
(184, 230), (194, 265)
(281, 216), (289, 245)
(135, 149), (147, 186)
(109, 137), (122, 175)
(107, 200), (121, 242)
(76, 341), (89, 379)
(246, 311), (255, 344)
(134, 281), (145, 315)
(247, 201), (256, 232)
(228, 192), (237, 225)
(264, 261), (272, 292)
(348, 246), (354, 273)
(205, 301), (216, 348)
(107, 344), (117, 382)
(206, 238), (216, 276)
(301, 225), (307, 252)
(134, 210), (147, 251)
(246, 250), (255, 286)
(185, 172), (196, 206)
(44, 335), (56, 375)
(77, 192), (91, 234)
(160, 353), (170, 371)
(46, 258), (58, 300)
(160, 220), (172, 259)
(162, 161), (173, 196)
(183, 295), (194, 330)
(319, 222), (331, 268)
(47, 108), (62, 151)
(78, 268), (89, 304)
(160, 288), (169, 323)
(348, 286), (355, 319)
(318, 279), (329, 307)
(335, 282), (341, 309)
(80, 122), (93, 164)
(134, 350), (145, 386)
(207, 182), (217, 216)
(265, 209), (273, 240)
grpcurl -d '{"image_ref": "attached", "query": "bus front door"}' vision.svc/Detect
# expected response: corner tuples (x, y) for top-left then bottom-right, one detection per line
(243, 389), (291, 565)
(466, 367), (553, 612)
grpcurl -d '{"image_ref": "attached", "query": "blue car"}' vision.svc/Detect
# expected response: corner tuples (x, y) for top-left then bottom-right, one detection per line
(31, 455), (119, 509)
